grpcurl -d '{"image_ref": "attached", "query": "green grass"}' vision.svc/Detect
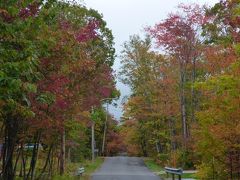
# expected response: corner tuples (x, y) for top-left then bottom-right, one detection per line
(52, 157), (104, 180)
(182, 173), (198, 178)
(143, 157), (164, 172)
(83, 157), (104, 176)
(161, 173), (198, 179)
(143, 157), (198, 179)
(159, 172), (198, 179)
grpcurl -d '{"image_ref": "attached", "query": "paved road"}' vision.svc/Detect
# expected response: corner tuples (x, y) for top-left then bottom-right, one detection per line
(91, 156), (161, 180)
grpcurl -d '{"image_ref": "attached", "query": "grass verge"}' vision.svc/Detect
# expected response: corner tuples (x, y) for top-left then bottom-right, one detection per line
(52, 157), (104, 180)
(143, 157), (164, 172)
(182, 173), (198, 179)
(160, 173), (198, 179)
(143, 157), (198, 179)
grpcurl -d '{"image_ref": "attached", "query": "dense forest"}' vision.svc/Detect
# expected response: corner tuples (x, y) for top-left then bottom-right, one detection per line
(1, 0), (240, 180)
(119, 1), (240, 179)
(0, 1), (121, 179)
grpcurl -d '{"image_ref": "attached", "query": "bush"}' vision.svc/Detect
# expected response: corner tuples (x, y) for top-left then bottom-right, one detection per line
(156, 153), (169, 165)
(196, 161), (229, 180)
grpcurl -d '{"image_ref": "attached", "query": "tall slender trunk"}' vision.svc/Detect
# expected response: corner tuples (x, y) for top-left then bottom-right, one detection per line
(31, 142), (40, 180)
(2, 116), (19, 180)
(102, 103), (108, 156)
(139, 120), (148, 157)
(38, 144), (53, 179)
(13, 147), (21, 176)
(141, 138), (148, 157)
(27, 132), (41, 180)
(20, 145), (26, 178)
(60, 129), (65, 175)
(168, 117), (177, 151)
(180, 63), (188, 147)
(2, 128), (7, 175)
(91, 122), (95, 161)
(155, 141), (160, 154)
(49, 147), (54, 177)
(229, 153), (233, 180)
(191, 57), (196, 124)
(67, 148), (71, 163)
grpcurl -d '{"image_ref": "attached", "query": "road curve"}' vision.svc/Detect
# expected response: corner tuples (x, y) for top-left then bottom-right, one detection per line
(91, 156), (161, 180)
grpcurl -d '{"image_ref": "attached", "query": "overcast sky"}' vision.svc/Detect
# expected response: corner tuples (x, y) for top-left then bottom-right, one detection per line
(83, 0), (219, 120)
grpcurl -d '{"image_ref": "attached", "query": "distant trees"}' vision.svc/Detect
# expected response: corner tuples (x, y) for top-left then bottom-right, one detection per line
(120, 1), (240, 179)
(0, 0), (117, 179)
(120, 35), (179, 158)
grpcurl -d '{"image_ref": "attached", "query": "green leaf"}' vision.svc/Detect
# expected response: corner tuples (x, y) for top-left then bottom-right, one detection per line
(23, 82), (37, 93)
(36, 93), (55, 105)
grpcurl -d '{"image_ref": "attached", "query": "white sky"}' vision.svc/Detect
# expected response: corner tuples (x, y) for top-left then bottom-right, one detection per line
(82, 0), (219, 120)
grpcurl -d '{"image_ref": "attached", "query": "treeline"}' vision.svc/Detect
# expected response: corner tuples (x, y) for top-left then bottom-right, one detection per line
(0, 0), (119, 179)
(119, 1), (240, 179)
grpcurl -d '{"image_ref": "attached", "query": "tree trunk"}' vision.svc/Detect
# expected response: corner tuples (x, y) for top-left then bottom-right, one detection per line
(2, 129), (7, 175)
(101, 120), (107, 156)
(49, 147), (54, 177)
(27, 132), (41, 180)
(91, 122), (95, 161)
(38, 144), (53, 179)
(169, 117), (177, 151)
(156, 141), (160, 154)
(67, 147), (71, 163)
(20, 146), (26, 178)
(60, 129), (65, 175)
(141, 138), (148, 157)
(179, 63), (188, 147)
(102, 104), (108, 156)
(2, 116), (19, 180)
(191, 57), (196, 123)
(13, 147), (21, 176)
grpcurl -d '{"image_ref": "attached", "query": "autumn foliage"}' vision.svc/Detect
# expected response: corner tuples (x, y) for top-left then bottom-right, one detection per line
(120, 1), (240, 179)
(0, 0), (118, 179)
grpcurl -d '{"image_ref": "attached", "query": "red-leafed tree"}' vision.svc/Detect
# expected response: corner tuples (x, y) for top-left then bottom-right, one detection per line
(31, 2), (117, 176)
(0, 1), (117, 179)
(147, 4), (206, 146)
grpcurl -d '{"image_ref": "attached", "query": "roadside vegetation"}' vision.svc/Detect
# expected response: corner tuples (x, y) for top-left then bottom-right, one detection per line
(52, 157), (104, 180)
(1, 0), (240, 179)
(144, 158), (197, 179)
(120, 1), (240, 179)
(143, 158), (163, 173)
(0, 0), (119, 179)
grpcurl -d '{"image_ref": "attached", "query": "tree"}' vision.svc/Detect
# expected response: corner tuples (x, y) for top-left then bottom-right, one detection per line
(147, 3), (206, 147)
(0, 0), (117, 179)
(120, 35), (180, 160)
(33, 1), (117, 176)
(193, 1), (240, 178)
(0, 1), (52, 179)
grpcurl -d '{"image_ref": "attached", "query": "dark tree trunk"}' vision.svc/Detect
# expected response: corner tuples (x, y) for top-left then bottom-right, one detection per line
(230, 153), (233, 180)
(13, 147), (21, 176)
(38, 144), (53, 180)
(140, 138), (148, 157)
(155, 141), (160, 154)
(2, 116), (19, 180)
(60, 129), (65, 175)
(27, 132), (41, 180)
(20, 145), (26, 179)
(49, 147), (54, 177)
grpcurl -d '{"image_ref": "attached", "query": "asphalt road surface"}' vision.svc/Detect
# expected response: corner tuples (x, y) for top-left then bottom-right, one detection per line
(91, 156), (161, 180)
